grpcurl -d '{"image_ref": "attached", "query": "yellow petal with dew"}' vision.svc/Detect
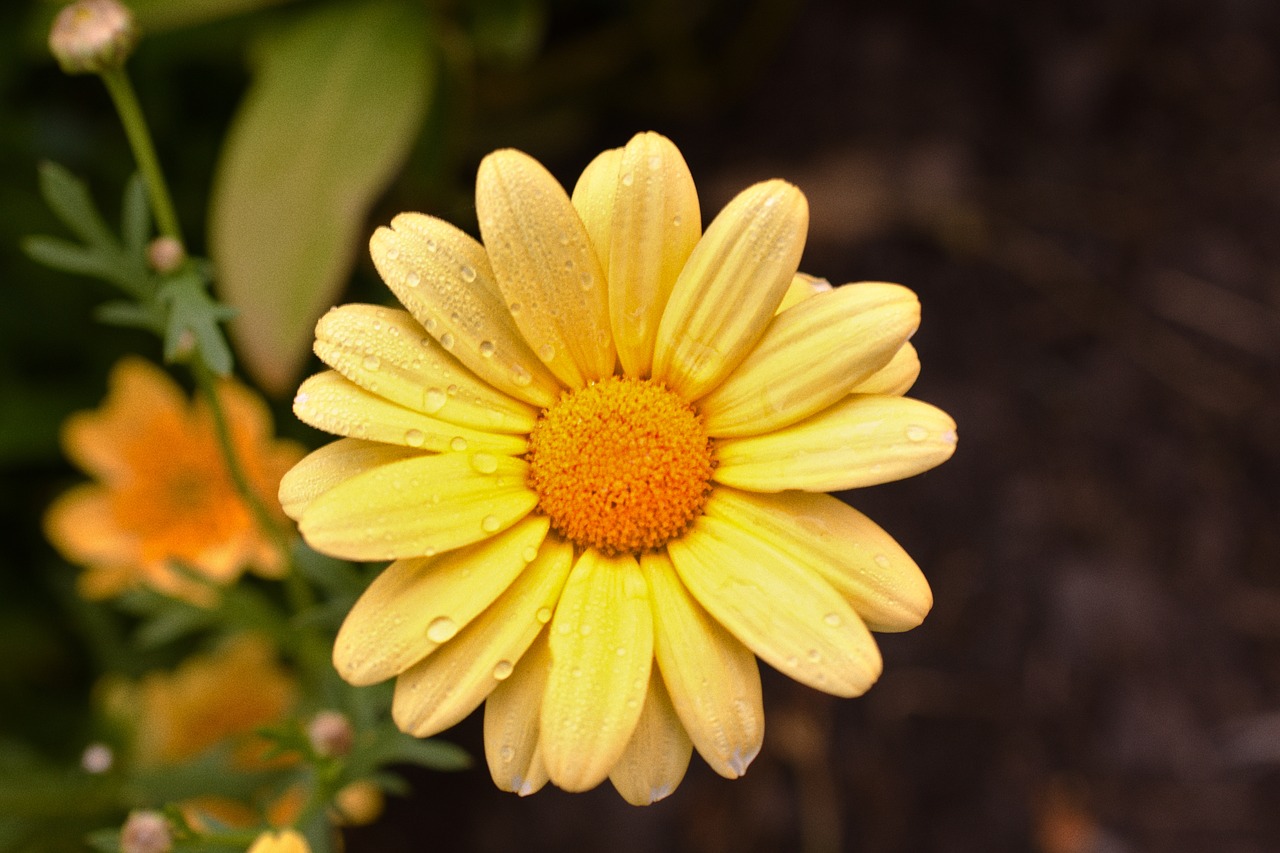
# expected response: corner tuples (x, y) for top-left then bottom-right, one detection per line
(605, 132), (702, 378)
(541, 550), (653, 792)
(851, 342), (920, 396)
(333, 515), (549, 685)
(608, 669), (692, 805)
(700, 282), (920, 437)
(477, 149), (615, 388)
(485, 630), (552, 796)
(294, 371), (527, 455)
(278, 437), (420, 520)
(706, 488), (932, 632)
(653, 179), (808, 399)
(667, 516), (882, 697)
(370, 212), (561, 407)
(641, 550), (764, 778)
(776, 272), (832, 313)
(571, 146), (622, 272)
(314, 303), (537, 434)
(714, 395), (957, 493)
(393, 536), (574, 737)
(298, 452), (536, 561)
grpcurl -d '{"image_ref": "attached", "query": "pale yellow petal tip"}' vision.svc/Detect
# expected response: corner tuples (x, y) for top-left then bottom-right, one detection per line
(247, 828), (310, 853)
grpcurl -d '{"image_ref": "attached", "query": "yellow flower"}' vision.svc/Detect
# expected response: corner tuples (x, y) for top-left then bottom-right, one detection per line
(44, 357), (305, 603)
(247, 829), (310, 853)
(281, 132), (956, 804)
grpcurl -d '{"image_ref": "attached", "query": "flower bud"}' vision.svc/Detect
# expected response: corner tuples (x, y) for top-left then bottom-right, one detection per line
(49, 0), (138, 75)
(80, 742), (114, 773)
(147, 236), (186, 274)
(331, 780), (384, 826)
(306, 709), (354, 758)
(120, 810), (171, 853)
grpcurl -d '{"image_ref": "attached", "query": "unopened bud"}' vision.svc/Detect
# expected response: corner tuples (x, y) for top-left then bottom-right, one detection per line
(120, 810), (171, 853)
(147, 236), (185, 274)
(80, 742), (114, 773)
(49, 0), (138, 75)
(307, 710), (354, 758)
(331, 779), (385, 826)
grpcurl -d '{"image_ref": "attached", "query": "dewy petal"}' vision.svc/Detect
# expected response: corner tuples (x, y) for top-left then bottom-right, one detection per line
(700, 282), (921, 437)
(705, 488), (932, 632)
(605, 132), (701, 378)
(370, 212), (562, 408)
(541, 550), (653, 792)
(608, 669), (692, 806)
(332, 515), (550, 685)
(667, 516), (882, 697)
(652, 179), (808, 400)
(714, 395), (957, 493)
(294, 371), (527, 456)
(571, 146), (623, 272)
(485, 631), (552, 797)
(776, 272), (832, 313)
(278, 438), (420, 520)
(476, 149), (616, 388)
(392, 536), (574, 737)
(641, 550), (764, 778)
(298, 452), (537, 561)
(850, 342), (920, 396)
(314, 304), (537, 434)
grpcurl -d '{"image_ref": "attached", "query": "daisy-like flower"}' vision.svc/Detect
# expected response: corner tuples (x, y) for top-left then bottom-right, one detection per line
(282, 132), (956, 804)
(44, 357), (304, 604)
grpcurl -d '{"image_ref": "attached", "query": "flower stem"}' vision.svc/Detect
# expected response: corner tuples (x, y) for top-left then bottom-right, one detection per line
(99, 66), (183, 244)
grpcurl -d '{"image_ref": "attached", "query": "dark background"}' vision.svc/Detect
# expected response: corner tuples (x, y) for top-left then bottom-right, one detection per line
(5, 0), (1280, 850)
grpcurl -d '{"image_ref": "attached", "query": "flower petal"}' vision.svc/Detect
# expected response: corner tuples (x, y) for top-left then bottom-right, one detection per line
(608, 669), (692, 805)
(571, 146), (622, 272)
(653, 180), (808, 399)
(293, 371), (527, 456)
(666, 516), (882, 697)
(314, 303), (537, 434)
(43, 484), (135, 567)
(705, 488), (932, 632)
(700, 282), (920, 437)
(484, 631), (552, 796)
(333, 515), (550, 685)
(278, 438), (420, 520)
(641, 550), (763, 778)
(370, 212), (562, 407)
(776, 272), (832, 313)
(477, 149), (615, 387)
(714, 395), (957, 492)
(605, 132), (701, 378)
(541, 550), (653, 792)
(850, 342), (920, 396)
(298, 452), (537, 561)
(393, 536), (574, 737)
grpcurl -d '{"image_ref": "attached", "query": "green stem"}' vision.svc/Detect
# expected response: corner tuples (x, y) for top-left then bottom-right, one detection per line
(99, 66), (183, 244)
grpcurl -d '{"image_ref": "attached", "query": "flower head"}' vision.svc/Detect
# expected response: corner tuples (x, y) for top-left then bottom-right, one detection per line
(45, 357), (304, 604)
(282, 132), (956, 804)
(48, 0), (137, 75)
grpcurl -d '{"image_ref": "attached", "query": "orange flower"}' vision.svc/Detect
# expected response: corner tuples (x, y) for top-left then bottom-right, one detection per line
(44, 357), (304, 603)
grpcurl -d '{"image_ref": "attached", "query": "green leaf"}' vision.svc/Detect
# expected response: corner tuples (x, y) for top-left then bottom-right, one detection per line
(133, 602), (219, 649)
(36, 162), (117, 251)
(209, 0), (435, 395)
(158, 272), (237, 375)
(361, 729), (471, 774)
(95, 300), (165, 332)
(121, 173), (151, 258)
(22, 236), (116, 280)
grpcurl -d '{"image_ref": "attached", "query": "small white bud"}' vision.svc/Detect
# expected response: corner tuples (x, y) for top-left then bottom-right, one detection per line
(49, 0), (138, 75)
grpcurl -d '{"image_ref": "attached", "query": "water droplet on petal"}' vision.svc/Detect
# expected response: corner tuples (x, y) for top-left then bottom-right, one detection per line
(426, 616), (458, 643)
(512, 365), (533, 386)
(499, 745), (515, 762)
(508, 301), (522, 315)
(621, 171), (634, 186)
(537, 344), (555, 361)
(404, 429), (425, 447)
(874, 554), (891, 569)
(362, 355), (381, 371)
(522, 545), (539, 562)
(424, 388), (447, 413)
(807, 649), (821, 663)
(405, 271), (421, 288)
(472, 453), (499, 474)
(425, 238), (438, 253)
(579, 623), (593, 637)
(671, 214), (682, 227)
(424, 317), (438, 333)
(563, 259), (574, 271)
(536, 607), (553, 623)
(493, 660), (514, 680)
(479, 341), (496, 358)
(823, 612), (842, 627)
(459, 264), (477, 283)
(481, 514), (501, 532)
(450, 436), (468, 452)
(385, 247), (401, 260)
(439, 333), (455, 351)
(905, 424), (928, 442)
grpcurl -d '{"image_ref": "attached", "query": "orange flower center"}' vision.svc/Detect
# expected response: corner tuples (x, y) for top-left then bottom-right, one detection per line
(527, 377), (715, 555)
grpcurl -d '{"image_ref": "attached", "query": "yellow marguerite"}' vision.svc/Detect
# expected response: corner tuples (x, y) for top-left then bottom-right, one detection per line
(281, 132), (956, 804)
(45, 357), (304, 603)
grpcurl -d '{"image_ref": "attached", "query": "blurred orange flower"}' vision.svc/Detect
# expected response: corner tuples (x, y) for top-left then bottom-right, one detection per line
(44, 357), (304, 603)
